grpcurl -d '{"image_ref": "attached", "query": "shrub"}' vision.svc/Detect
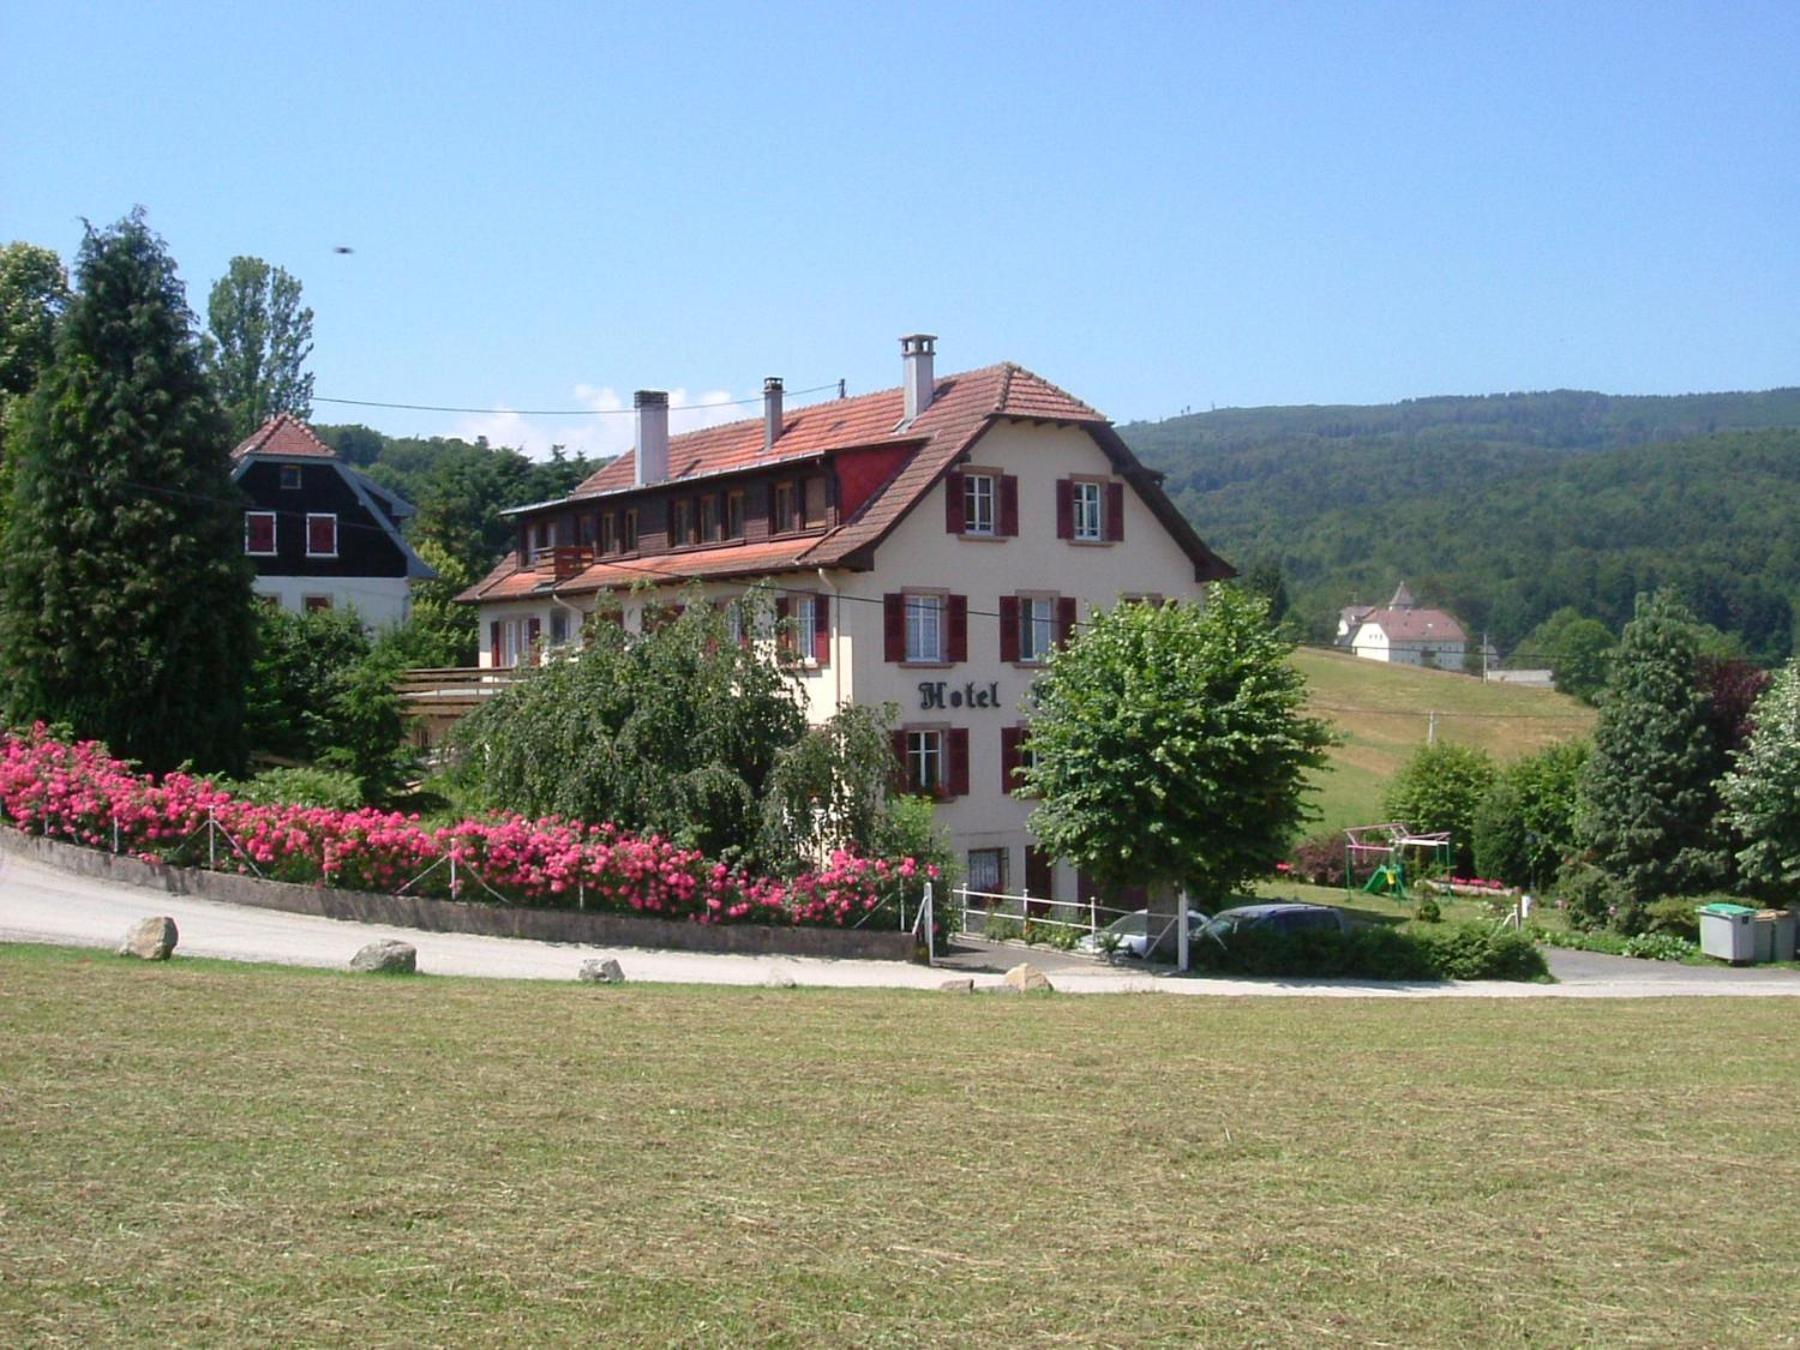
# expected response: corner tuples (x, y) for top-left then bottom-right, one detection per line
(1531, 925), (1698, 964)
(227, 767), (365, 811)
(1289, 832), (1347, 887)
(1383, 744), (1497, 874)
(1415, 896), (1442, 924)
(1555, 861), (1632, 933)
(1190, 921), (1546, 982)
(1472, 740), (1589, 888)
(1622, 932), (1700, 963)
(1644, 895), (1702, 942)
(983, 914), (1022, 943)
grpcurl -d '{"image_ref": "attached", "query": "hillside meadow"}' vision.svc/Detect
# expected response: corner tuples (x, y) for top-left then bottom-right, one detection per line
(1294, 647), (1594, 835)
(2, 945), (1794, 1346)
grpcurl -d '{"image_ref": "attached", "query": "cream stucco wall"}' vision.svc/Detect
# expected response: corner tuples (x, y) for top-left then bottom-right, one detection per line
(254, 575), (412, 630)
(473, 419), (1215, 905)
(1351, 623), (1468, 671)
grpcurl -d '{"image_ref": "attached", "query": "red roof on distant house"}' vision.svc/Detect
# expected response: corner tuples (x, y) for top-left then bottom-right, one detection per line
(1358, 606), (1467, 643)
(458, 360), (1230, 604)
(230, 412), (339, 461)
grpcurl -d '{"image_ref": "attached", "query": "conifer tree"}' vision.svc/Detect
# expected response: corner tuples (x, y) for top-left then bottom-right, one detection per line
(0, 211), (254, 773)
(1574, 590), (1727, 909)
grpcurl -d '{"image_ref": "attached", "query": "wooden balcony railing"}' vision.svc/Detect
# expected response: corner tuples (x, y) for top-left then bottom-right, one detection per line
(529, 545), (596, 579)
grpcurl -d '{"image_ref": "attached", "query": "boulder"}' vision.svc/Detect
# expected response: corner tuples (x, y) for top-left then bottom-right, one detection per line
(118, 916), (178, 961)
(579, 958), (625, 984)
(938, 977), (976, 993)
(765, 970), (798, 989)
(1002, 962), (1052, 994)
(350, 940), (417, 974)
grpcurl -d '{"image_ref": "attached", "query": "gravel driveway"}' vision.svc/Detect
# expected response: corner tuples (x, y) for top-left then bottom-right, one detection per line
(3, 848), (1797, 998)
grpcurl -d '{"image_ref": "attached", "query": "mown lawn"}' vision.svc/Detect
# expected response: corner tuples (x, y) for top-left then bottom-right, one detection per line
(1, 944), (1794, 1346)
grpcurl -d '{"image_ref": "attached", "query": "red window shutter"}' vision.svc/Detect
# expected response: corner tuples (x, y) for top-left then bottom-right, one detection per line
(999, 595), (1020, 663)
(999, 474), (1019, 537)
(527, 617), (542, 665)
(947, 594), (968, 663)
(1001, 725), (1021, 794)
(884, 593), (905, 662)
(490, 621), (503, 666)
(948, 728), (970, 798)
(1106, 482), (1125, 541)
(1056, 597), (1077, 646)
(812, 594), (831, 666)
(1055, 479), (1073, 539)
(775, 596), (792, 654)
(892, 730), (911, 792)
(945, 471), (965, 533)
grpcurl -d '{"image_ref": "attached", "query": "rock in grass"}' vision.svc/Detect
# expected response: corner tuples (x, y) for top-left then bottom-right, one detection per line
(579, 958), (625, 984)
(350, 940), (416, 974)
(1002, 962), (1052, 994)
(938, 978), (976, 993)
(765, 971), (798, 989)
(118, 916), (178, 961)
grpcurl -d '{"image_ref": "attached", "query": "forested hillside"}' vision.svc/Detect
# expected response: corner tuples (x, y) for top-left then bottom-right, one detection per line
(1121, 389), (1800, 660)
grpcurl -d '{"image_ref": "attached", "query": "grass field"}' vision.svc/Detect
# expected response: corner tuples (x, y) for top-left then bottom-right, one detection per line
(1293, 647), (1595, 836)
(3, 945), (1794, 1345)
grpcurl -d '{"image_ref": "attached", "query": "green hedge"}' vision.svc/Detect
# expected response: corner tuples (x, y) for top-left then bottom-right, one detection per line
(1190, 922), (1548, 982)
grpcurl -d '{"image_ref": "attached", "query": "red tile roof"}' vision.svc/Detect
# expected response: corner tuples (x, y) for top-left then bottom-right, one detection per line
(230, 412), (339, 461)
(459, 360), (1231, 603)
(1358, 607), (1468, 643)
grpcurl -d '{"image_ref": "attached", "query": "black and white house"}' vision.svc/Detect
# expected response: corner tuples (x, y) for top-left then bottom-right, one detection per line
(231, 413), (436, 628)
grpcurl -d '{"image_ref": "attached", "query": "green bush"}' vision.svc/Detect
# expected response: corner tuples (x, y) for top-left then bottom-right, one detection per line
(1190, 921), (1546, 982)
(983, 914), (1022, 943)
(1555, 861), (1631, 932)
(1415, 897), (1443, 924)
(225, 766), (365, 810)
(1531, 925), (1699, 964)
(1622, 932), (1700, 963)
(1472, 740), (1589, 888)
(1382, 744), (1497, 874)
(1644, 896), (1702, 941)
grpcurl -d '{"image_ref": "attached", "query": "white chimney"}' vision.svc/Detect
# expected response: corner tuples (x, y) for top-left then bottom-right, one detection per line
(763, 376), (784, 451)
(901, 333), (936, 423)
(634, 389), (669, 486)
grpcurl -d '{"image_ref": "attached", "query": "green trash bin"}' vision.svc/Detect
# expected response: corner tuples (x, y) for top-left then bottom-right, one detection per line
(1699, 903), (1757, 964)
(1756, 910), (1796, 962)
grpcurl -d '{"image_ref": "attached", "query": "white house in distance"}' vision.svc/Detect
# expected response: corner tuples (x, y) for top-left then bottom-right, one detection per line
(1337, 582), (1473, 671)
(232, 413), (437, 629)
(457, 335), (1234, 901)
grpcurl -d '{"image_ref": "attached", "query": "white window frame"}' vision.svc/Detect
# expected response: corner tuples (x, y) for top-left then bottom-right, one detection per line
(279, 464), (302, 490)
(1072, 480), (1103, 542)
(905, 593), (944, 663)
(963, 472), (996, 536)
(1019, 595), (1056, 664)
(794, 594), (820, 664)
(967, 846), (1009, 894)
(549, 608), (569, 646)
(907, 729), (944, 794)
(244, 511), (278, 557)
(305, 512), (339, 558)
(302, 594), (333, 613)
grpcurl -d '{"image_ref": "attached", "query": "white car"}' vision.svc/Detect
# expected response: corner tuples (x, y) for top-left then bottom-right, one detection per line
(1076, 908), (1210, 959)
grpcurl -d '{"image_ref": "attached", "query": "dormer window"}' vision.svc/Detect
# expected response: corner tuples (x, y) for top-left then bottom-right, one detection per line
(726, 490), (746, 539)
(772, 481), (798, 534)
(305, 513), (338, 558)
(803, 475), (828, 528)
(599, 513), (617, 555)
(279, 465), (302, 490)
(701, 494), (721, 543)
(672, 498), (695, 547)
(622, 508), (639, 552)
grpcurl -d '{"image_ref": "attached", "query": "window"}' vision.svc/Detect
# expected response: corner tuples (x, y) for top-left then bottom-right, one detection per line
(279, 465), (302, 490)
(1002, 725), (1037, 795)
(306, 513), (338, 557)
(967, 847), (1009, 896)
(779, 594), (830, 666)
(577, 514), (596, 547)
(622, 509), (638, 552)
(701, 494), (721, 543)
(244, 511), (276, 556)
(905, 594), (943, 663)
(963, 473), (996, 535)
(725, 600), (746, 648)
(726, 490), (746, 539)
(671, 498), (695, 547)
(907, 730), (944, 795)
(795, 595), (818, 659)
(803, 475), (828, 528)
(1073, 481), (1103, 541)
(772, 480), (798, 533)
(549, 609), (569, 645)
(600, 513), (617, 555)
(1019, 596), (1055, 663)
(303, 594), (333, 613)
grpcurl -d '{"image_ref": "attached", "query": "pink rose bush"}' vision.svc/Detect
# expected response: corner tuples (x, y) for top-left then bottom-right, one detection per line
(0, 726), (933, 927)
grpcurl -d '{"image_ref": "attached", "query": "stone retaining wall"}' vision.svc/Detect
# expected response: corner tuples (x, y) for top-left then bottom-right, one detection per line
(0, 827), (918, 962)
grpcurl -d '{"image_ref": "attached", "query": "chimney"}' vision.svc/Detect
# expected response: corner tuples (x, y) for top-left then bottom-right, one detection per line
(901, 333), (937, 423)
(634, 389), (669, 486)
(763, 376), (784, 451)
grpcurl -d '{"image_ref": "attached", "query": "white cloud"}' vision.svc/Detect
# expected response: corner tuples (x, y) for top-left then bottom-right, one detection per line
(450, 385), (747, 462)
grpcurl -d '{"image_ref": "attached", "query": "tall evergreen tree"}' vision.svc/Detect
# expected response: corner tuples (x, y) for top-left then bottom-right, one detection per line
(0, 211), (254, 773)
(1574, 590), (1728, 908)
(205, 255), (314, 439)
(1719, 659), (1800, 903)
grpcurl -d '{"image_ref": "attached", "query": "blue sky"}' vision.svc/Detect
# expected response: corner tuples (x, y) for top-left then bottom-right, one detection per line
(4, 1), (1795, 457)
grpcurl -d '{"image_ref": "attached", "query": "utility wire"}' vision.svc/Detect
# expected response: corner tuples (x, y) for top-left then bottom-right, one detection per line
(313, 381), (844, 417)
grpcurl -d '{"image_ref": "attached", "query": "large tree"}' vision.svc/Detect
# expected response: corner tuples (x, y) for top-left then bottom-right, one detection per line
(1022, 589), (1332, 959)
(1574, 590), (1728, 910)
(0, 242), (70, 540)
(1719, 659), (1800, 903)
(206, 255), (314, 439)
(0, 211), (254, 773)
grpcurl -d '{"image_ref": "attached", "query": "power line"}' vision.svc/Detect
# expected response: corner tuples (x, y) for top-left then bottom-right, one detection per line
(312, 381), (844, 417)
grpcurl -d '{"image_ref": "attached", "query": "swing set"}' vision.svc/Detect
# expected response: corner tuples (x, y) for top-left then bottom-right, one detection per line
(1342, 823), (1453, 899)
